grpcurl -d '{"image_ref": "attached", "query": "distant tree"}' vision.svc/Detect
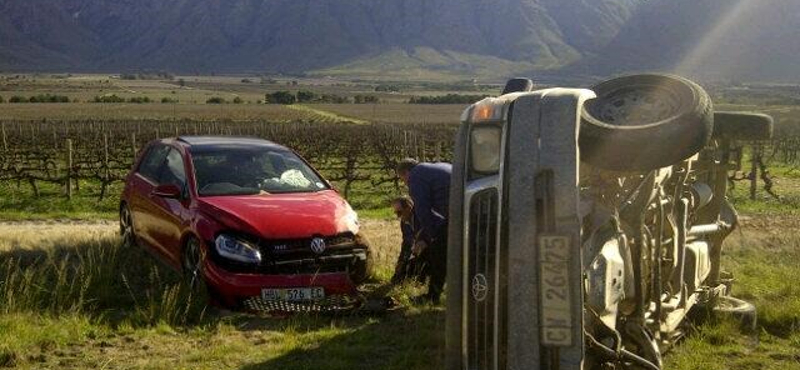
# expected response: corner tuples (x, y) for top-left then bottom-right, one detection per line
(178, 78), (186, 87)
(9, 96), (27, 103)
(127, 96), (152, 104)
(0, 96), (4, 103)
(233, 96), (244, 104)
(241, 78), (253, 84)
(161, 97), (179, 104)
(266, 91), (296, 105)
(296, 90), (316, 103)
(206, 97), (226, 104)
(354, 94), (379, 104)
(318, 94), (350, 104)
(375, 84), (400, 92)
(93, 94), (126, 103)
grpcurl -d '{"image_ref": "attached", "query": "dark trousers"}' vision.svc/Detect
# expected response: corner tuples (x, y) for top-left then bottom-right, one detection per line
(420, 229), (448, 300)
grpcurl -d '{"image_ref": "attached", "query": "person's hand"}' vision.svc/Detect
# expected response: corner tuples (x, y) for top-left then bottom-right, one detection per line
(412, 240), (428, 257)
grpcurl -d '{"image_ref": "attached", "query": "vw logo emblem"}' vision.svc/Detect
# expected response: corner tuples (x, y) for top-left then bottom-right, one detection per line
(310, 237), (326, 254)
(471, 274), (488, 302)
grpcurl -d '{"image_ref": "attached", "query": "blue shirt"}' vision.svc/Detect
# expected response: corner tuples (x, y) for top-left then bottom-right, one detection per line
(408, 162), (452, 241)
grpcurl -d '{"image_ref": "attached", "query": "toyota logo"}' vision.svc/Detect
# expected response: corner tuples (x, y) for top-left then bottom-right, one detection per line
(310, 237), (326, 254)
(471, 274), (488, 302)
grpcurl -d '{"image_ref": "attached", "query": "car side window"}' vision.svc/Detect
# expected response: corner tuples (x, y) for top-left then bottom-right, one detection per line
(158, 148), (187, 189)
(138, 144), (170, 182)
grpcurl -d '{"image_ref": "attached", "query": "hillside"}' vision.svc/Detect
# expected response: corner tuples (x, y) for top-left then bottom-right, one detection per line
(0, 0), (798, 82)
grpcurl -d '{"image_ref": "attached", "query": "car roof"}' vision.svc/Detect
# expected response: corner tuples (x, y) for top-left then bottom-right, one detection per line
(175, 136), (288, 151)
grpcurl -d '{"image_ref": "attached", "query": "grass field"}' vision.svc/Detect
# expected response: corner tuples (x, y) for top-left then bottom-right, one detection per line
(2, 214), (800, 369)
(0, 220), (444, 370)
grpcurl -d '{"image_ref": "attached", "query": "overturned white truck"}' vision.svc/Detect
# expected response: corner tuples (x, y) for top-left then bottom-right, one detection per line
(446, 74), (773, 370)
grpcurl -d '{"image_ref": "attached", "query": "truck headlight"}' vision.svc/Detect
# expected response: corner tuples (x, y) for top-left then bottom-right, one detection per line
(215, 234), (262, 264)
(470, 126), (502, 174)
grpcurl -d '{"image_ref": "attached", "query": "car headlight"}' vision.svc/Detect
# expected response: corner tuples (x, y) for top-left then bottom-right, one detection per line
(470, 126), (502, 174)
(215, 234), (262, 264)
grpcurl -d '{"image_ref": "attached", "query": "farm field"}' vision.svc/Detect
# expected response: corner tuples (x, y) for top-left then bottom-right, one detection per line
(2, 74), (800, 369)
(305, 104), (466, 125)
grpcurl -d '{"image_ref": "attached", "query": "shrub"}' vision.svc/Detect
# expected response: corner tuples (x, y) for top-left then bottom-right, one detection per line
(265, 91), (296, 105)
(206, 97), (226, 104)
(0, 96), (4, 103)
(8, 96), (27, 103)
(232, 96), (244, 104)
(128, 96), (152, 104)
(297, 90), (316, 103)
(318, 94), (350, 104)
(375, 84), (400, 92)
(354, 94), (380, 104)
(28, 94), (69, 103)
(93, 94), (125, 103)
(161, 97), (179, 104)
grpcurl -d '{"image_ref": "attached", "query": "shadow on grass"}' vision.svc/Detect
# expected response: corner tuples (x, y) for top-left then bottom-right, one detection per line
(238, 308), (445, 370)
(0, 235), (211, 328)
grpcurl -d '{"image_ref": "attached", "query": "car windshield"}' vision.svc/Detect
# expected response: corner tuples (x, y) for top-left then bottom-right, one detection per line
(191, 145), (329, 196)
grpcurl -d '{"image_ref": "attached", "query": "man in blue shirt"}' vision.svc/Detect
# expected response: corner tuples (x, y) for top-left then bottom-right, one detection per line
(396, 158), (452, 304)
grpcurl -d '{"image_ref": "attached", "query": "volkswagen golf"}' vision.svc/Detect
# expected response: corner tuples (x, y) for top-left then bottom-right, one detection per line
(119, 136), (372, 310)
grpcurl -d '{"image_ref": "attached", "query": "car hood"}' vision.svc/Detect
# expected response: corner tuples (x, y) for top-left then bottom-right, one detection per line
(197, 190), (359, 239)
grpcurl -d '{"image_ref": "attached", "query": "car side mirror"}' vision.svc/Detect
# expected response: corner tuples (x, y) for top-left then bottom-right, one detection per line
(152, 184), (182, 198)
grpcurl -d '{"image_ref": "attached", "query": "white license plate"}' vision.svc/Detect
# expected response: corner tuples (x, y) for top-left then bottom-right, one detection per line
(539, 235), (573, 347)
(261, 287), (325, 302)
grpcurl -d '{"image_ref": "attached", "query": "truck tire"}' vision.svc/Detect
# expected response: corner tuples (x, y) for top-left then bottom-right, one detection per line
(580, 74), (714, 172)
(712, 111), (773, 140)
(713, 296), (757, 333)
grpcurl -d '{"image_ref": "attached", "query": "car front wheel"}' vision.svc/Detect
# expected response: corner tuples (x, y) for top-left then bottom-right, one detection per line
(119, 204), (136, 248)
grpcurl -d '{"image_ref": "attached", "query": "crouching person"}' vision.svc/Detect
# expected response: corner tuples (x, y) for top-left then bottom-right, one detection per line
(396, 158), (452, 304)
(390, 196), (426, 284)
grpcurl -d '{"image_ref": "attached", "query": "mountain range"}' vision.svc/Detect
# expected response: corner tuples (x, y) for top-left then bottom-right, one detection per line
(0, 0), (797, 82)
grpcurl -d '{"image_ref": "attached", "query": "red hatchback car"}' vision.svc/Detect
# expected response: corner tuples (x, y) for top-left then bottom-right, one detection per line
(120, 136), (372, 310)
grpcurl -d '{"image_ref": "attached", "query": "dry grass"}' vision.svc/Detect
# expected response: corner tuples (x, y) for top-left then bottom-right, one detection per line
(308, 103), (465, 125)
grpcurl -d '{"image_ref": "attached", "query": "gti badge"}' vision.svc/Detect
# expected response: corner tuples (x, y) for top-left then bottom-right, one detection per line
(310, 237), (327, 254)
(471, 273), (488, 302)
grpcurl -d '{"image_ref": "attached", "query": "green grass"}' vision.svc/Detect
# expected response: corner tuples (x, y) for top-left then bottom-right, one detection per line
(0, 181), (119, 221)
(666, 226), (800, 370)
(0, 221), (440, 369)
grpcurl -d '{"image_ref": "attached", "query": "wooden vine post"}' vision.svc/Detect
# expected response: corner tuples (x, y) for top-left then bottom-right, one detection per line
(66, 139), (73, 200)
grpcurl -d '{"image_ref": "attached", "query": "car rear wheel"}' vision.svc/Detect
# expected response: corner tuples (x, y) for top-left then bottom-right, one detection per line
(119, 204), (136, 248)
(580, 74), (714, 172)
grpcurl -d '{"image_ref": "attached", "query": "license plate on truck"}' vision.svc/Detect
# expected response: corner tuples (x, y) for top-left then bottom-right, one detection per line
(539, 235), (573, 346)
(261, 287), (325, 302)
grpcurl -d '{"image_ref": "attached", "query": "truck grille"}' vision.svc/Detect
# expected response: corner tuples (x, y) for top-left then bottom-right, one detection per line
(466, 188), (505, 370)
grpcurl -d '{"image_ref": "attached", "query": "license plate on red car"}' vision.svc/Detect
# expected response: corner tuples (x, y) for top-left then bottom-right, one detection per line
(261, 287), (325, 302)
